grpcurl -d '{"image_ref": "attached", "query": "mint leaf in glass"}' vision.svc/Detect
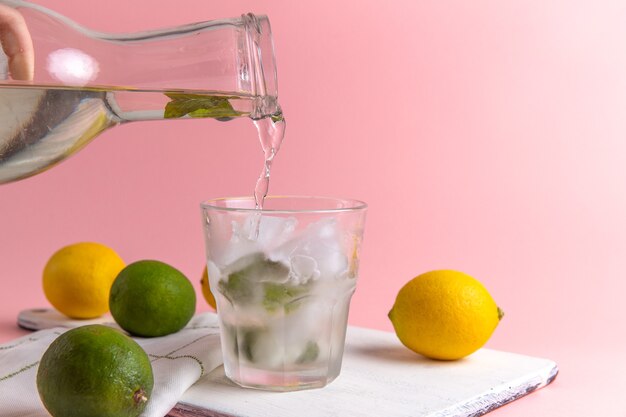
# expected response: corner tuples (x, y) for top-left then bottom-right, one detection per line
(218, 254), (290, 306)
(270, 112), (284, 123)
(218, 270), (254, 304)
(296, 341), (319, 364)
(164, 93), (244, 119)
(241, 329), (261, 363)
(263, 282), (308, 313)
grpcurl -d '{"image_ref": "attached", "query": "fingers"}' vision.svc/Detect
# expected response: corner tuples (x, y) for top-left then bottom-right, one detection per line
(0, 4), (34, 81)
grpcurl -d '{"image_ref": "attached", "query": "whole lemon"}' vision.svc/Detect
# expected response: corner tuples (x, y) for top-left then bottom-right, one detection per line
(200, 266), (217, 310)
(388, 270), (504, 360)
(109, 260), (196, 337)
(43, 242), (125, 319)
(37, 324), (153, 417)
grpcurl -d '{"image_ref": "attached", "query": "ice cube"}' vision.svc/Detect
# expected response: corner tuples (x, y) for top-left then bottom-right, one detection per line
(305, 217), (340, 240)
(269, 217), (349, 281)
(239, 215), (297, 247)
(288, 254), (320, 285)
(306, 241), (348, 279)
(222, 252), (265, 275)
(222, 215), (297, 265)
(240, 313), (323, 368)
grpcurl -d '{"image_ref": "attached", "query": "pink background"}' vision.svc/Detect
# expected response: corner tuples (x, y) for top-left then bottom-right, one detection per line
(1, 0), (625, 414)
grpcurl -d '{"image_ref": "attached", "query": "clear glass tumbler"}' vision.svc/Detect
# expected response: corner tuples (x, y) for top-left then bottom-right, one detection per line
(200, 196), (367, 391)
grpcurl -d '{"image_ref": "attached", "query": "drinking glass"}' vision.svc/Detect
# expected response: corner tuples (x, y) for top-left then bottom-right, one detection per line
(200, 196), (367, 391)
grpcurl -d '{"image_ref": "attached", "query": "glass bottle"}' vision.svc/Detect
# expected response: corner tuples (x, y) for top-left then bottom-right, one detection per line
(0, 0), (280, 183)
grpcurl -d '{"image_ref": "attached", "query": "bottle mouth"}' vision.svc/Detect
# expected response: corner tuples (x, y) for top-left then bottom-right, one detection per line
(242, 14), (278, 100)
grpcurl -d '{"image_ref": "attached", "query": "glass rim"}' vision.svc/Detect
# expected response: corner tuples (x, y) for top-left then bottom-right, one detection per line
(200, 195), (368, 214)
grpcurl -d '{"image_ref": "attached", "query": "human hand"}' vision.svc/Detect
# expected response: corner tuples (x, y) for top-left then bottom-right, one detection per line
(0, 3), (34, 80)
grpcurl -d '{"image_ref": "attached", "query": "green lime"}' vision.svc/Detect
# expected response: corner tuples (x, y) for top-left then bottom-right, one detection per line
(36, 324), (153, 417)
(109, 260), (196, 337)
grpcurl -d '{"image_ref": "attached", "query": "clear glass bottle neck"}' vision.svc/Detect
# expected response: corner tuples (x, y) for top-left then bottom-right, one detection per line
(0, 1), (279, 117)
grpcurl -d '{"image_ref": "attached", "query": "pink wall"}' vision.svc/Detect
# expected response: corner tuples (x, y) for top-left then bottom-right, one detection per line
(1, 2), (625, 411)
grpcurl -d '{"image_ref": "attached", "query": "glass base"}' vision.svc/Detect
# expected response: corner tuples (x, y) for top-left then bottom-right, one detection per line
(225, 365), (339, 392)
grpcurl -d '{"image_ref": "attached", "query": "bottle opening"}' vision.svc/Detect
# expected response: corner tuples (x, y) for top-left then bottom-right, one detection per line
(242, 14), (278, 101)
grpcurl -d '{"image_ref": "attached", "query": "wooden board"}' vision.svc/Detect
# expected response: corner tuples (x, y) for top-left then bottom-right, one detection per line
(169, 326), (558, 417)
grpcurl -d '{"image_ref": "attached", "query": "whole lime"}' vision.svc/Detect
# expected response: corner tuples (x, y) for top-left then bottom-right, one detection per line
(109, 260), (196, 337)
(36, 324), (153, 417)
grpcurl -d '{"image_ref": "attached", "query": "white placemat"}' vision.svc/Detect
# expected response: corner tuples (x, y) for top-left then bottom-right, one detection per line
(0, 312), (223, 417)
(172, 326), (558, 417)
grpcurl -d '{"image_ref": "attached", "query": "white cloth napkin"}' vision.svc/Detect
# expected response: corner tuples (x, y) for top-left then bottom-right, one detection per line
(0, 313), (223, 417)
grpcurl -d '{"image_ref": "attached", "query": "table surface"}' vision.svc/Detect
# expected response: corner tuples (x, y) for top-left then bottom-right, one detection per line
(1, 307), (623, 417)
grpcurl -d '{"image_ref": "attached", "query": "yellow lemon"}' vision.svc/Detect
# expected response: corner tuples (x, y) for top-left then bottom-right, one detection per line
(388, 270), (503, 360)
(200, 266), (217, 310)
(43, 242), (125, 319)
